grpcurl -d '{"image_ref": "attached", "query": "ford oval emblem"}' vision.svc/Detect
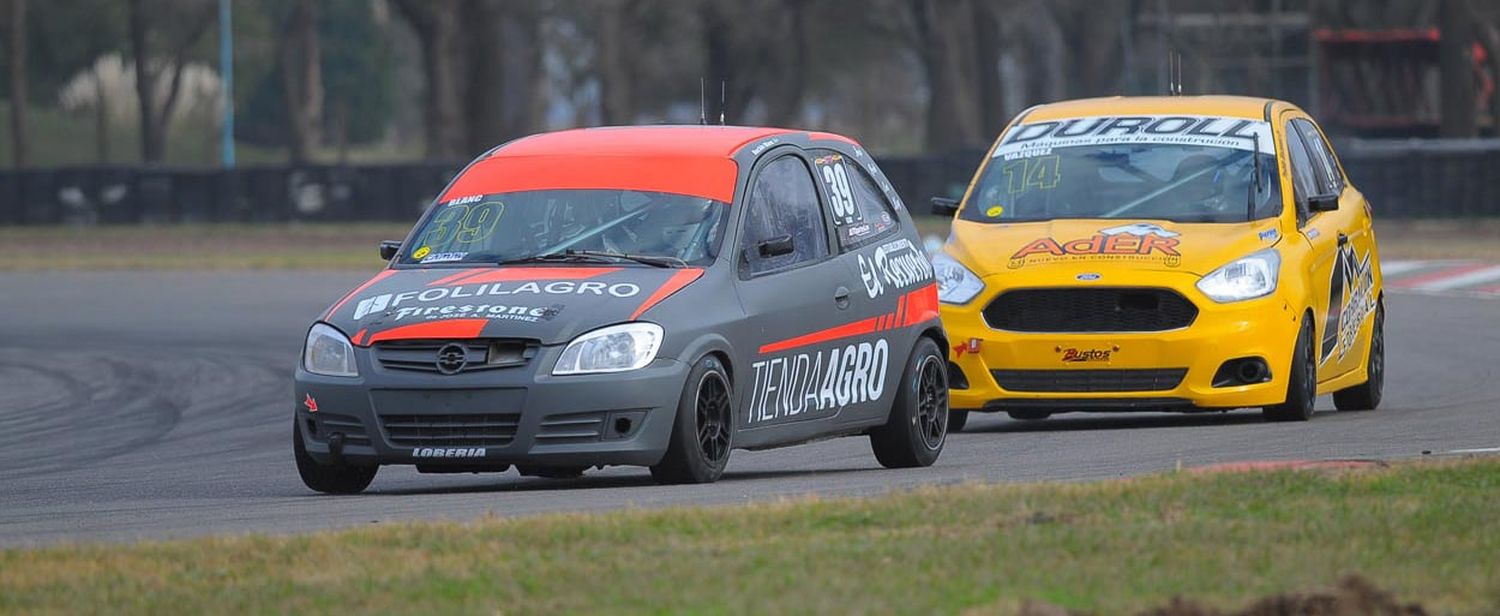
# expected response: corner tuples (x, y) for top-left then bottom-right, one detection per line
(1076, 272), (1102, 281)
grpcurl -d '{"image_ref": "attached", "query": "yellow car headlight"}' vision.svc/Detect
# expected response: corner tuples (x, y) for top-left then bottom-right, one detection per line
(1196, 248), (1281, 302)
(932, 253), (986, 305)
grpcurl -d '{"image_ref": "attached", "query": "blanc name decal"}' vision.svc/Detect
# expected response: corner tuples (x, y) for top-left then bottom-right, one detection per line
(747, 339), (890, 425)
(858, 238), (934, 298)
(1009, 223), (1182, 269)
(353, 281), (640, 321)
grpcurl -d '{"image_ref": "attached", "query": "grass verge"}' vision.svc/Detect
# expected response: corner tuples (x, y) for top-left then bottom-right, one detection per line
(2, 459), (1497, 614)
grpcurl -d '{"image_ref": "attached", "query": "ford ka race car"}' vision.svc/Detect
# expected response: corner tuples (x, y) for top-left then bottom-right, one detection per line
(930, 96), (1384, 428)
(295, 126), (948, 494)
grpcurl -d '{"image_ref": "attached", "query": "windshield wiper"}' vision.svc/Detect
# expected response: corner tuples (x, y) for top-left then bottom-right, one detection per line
(496, 250), (684, 268)
(561, 249), (685, 268)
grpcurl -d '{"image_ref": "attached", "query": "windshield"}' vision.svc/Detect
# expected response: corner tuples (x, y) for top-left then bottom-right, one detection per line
(962, 116), (1282, 224)
(399, 190), (729, 266)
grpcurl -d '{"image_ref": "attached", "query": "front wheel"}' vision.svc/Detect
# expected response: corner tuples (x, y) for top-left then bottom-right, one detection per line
(870, 337), (948, 468)
(650, 356), (734, 484)
(1264, 316), (1317, 422)
(1334, 304), (1384, 411)
(294, 421), (378, 494)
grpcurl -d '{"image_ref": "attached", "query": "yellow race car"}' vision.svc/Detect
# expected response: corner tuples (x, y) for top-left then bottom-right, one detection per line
(930, 96), (1384, 428)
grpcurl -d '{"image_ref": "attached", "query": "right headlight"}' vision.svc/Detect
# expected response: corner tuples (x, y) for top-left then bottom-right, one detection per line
(303, 323), (359, 377)
(932, 252), (985, 304)
(1196, 248), (1281, 303)
(553, 322), (664, 375)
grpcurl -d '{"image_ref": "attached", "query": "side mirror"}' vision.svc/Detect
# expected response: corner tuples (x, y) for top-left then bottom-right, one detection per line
(1308, 193), (1339, 212)
(930, 196), (960, 216)
(379, 240), (402, 260)
(755, 234), (795, 259)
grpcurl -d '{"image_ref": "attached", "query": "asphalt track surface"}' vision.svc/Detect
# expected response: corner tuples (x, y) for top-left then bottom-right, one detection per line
(2, 271), (1497, 547)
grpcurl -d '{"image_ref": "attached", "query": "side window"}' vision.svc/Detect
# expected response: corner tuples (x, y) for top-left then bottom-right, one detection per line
(811, 149), (899, 250)
(1294, 119), (1344, 195)
(1283, 122), (1319, 225)
(740, 155), (830, 276)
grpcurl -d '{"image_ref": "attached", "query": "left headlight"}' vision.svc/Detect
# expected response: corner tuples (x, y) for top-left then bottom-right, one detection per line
(553, 322), (664, 375)
(932, 252), (986, 304)
(1196, 248), (1281, 303)
(303, 323), (359, 377)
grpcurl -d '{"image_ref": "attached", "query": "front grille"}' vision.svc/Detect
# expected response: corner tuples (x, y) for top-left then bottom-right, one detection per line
(984, 288), (1197, 332)
(536, 411), (607, 444)
(374, 339), (537, 374)
(991, 368), (1188, 392)
(379, 413), (521, 447)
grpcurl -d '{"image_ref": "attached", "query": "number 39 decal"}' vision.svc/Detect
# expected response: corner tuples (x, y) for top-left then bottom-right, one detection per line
(818, 161), (860, 225)
(419, 200), (505, 250)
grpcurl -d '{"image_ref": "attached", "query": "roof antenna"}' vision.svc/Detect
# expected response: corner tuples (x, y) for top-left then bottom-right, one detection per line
(718, 81), (727, 125)
(699, 78), (708, 125)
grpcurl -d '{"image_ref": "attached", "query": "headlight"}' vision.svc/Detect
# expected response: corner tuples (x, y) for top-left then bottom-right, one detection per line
(932, 252), (985, 304)
(303, 323), (359, 377)
(1196, 249), (1281, 302)
(553, 322), (664, 375)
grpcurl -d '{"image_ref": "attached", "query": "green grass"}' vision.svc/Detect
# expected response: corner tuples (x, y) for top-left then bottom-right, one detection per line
(2, 459), (1497, 614)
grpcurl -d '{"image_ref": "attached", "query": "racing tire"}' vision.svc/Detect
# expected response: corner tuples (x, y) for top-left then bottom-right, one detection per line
(517, 465), (588, 479)
(294, 421), (378, 494)
(650, 355), (733, 484)
(948, 410), (969, 433)
(1334, 304), (1384, 411)
(870, 337), (948, 468)
(1264, 317), (1317, 422)
(1006, 410), (1052, 421)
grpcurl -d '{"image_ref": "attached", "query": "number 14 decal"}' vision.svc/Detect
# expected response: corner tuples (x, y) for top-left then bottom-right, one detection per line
(1000, 155), (1061, 194)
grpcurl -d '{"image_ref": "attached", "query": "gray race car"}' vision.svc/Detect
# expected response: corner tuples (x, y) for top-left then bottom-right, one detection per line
(294, 125), (948, 493)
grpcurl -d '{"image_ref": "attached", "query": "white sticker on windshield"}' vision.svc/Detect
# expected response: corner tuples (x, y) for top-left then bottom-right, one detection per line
(994, 115), (1275, 158)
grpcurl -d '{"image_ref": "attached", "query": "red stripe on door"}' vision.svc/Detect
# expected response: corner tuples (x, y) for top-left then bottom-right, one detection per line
(629, 268), (704, 319)
(758, 317), (883, 354)
(901, 285), (940, 326)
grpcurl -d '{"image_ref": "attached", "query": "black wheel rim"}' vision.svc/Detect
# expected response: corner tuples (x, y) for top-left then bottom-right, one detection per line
(915, 356), (948, 449)
(695, 372), (731, 464)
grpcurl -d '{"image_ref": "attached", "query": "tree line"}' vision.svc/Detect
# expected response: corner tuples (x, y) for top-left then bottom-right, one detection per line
(3, 0), (1497, 168)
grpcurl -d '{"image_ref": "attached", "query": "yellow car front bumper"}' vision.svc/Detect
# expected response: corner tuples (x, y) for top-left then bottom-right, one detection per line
(944, 270), (1304, 412)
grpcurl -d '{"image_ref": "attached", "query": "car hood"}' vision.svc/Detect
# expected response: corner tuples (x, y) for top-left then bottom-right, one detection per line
(321, 266), (703, 346)
(944, 218), (1284, 277)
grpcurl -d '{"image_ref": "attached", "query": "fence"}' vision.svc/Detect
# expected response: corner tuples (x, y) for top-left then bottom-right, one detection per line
(0, 141), (1495, 225)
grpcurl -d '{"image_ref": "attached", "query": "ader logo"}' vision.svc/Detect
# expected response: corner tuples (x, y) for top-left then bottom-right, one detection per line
(1010, 223), (1182, 269)
(1059, 346), (1116, 362)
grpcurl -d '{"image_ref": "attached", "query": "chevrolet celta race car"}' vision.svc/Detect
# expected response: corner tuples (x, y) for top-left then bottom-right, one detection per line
(295, 126), (948, 493)
(930, 96), (1384, 428)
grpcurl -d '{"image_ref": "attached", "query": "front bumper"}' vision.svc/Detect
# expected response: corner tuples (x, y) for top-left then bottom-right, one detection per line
(944, 270), (1303, 412)
(294, 347), (687, 468)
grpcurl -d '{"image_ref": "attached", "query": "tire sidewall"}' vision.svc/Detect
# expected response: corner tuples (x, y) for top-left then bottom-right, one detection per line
(897, 338), (947, 463)
(673, 356), (733, 481)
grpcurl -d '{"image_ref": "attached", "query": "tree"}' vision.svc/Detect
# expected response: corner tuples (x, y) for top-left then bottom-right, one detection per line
(127, 0), (216, 163)
(5, 0), (29, 168)
(279, 0), (323, 163)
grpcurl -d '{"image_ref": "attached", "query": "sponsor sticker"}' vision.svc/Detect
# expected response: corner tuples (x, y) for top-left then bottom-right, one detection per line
(413, 447), (486, 458)
(1009, 223), (1182, 269)
(352, 280), (641, 320)
(857, 238), (934, 299)
(419, 251), (468, 264)
(985, 205), (1004, 218)
(748, 339), (890, 424)
(1059, 346), (1116, 363)
(412, 246), (432, 260)
(995, 115), (1276, 159)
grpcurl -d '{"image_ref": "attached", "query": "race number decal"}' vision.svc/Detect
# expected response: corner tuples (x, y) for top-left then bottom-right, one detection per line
(419, 199), (505, 251)
(998, 154), (1061, 195)
(816, 157), (860, 225)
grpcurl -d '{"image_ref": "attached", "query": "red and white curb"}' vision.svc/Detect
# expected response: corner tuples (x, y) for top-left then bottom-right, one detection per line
(1382, 260), (1500, 298)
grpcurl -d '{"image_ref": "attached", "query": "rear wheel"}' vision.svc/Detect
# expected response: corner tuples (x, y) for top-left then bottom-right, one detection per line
(1264, 317), (1317, 422)
(294, 421), (378, 494)
(1334, 304), (1384, 411)
(1006, 410), (1052, 421)
(870, 338), (948, 468)
(650, 356), (733, 484)
(947, 410), (970, 433)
